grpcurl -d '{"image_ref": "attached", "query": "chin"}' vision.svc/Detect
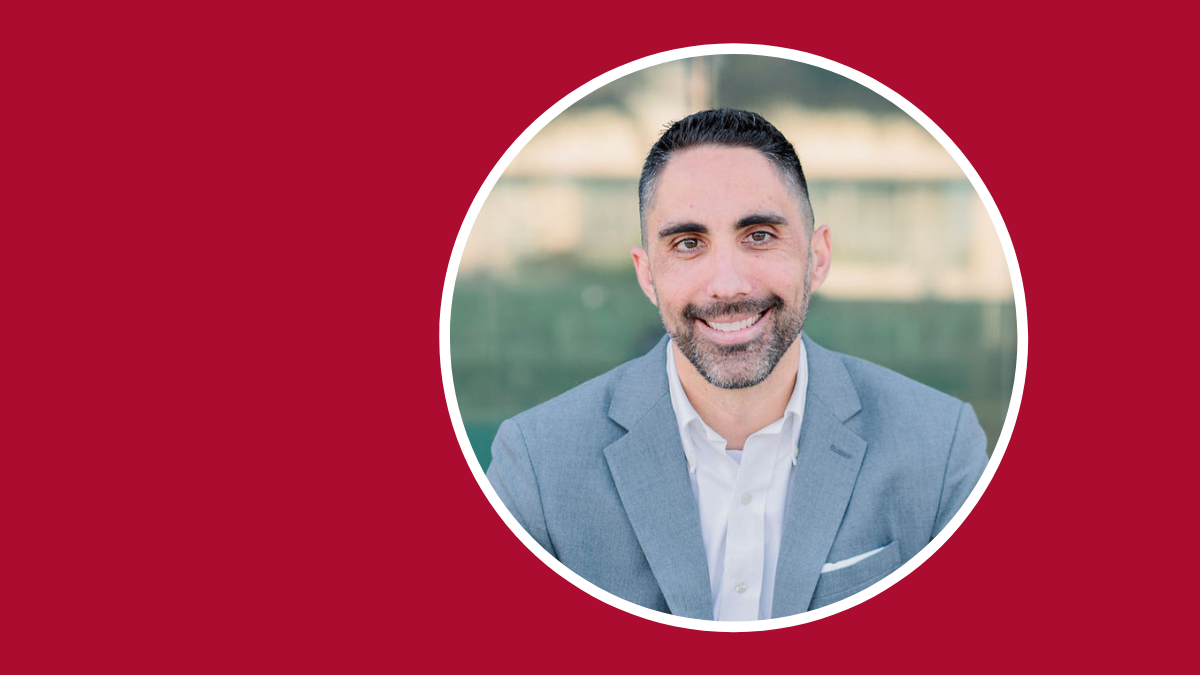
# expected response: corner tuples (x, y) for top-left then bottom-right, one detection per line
(677, 334), (790, 390)
(697, 353), (780, 389)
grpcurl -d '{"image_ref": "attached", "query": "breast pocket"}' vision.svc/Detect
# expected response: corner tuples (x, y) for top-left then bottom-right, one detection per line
(810, 540), (902, 610)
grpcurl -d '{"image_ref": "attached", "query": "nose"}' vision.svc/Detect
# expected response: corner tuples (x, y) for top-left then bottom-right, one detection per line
(705, 246), (752, 300)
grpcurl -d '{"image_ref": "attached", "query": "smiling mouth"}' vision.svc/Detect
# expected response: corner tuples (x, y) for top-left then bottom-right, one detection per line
(701, 310), (766, 333)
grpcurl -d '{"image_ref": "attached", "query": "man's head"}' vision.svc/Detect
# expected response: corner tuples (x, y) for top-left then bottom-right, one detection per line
(632, 109), (831, 390)
(638, 109), (815, 246)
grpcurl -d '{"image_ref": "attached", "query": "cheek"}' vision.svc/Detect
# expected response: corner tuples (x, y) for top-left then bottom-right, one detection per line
(765, 267), (807, 288)
(758, 255), (810, 294)
(652, 253), (688, 278)
(649, 259), (701, 304)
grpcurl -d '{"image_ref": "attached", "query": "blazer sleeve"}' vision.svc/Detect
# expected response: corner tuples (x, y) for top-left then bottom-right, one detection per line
(932, 402), (989, 537)
(486, 418), (557, 558)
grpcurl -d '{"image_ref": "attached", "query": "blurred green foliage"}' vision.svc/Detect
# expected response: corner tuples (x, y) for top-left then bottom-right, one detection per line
(451, 261), (1016, 470)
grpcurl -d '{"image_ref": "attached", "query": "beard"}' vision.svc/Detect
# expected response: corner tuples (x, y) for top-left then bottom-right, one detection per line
(663, 276), (810, 390)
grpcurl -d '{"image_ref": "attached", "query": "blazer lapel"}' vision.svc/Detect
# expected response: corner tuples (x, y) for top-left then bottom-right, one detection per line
(603, 338), (713, 620)
(772, 335), (868, 618)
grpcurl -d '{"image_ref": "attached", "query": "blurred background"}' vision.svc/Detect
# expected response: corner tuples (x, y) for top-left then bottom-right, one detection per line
(450, 55), (1017, 470)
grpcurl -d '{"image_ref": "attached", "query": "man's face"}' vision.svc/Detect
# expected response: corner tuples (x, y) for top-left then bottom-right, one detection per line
(633, 145), (830, 389)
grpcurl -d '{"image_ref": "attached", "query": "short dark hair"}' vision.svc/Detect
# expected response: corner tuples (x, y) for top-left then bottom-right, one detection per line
(638, 108), (814, 244)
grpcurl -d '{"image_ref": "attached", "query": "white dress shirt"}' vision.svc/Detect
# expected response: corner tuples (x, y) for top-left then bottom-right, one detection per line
(665, 339), (809, 621)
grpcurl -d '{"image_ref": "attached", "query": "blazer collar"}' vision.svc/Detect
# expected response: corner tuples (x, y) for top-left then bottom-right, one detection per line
(603, 336), (713, 620)
(800, 333), (862, 423)
(771, 334), (868, 617)
(607, 335), (672, 430)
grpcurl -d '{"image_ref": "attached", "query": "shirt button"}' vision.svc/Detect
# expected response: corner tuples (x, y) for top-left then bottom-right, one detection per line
(741, 493), (752, 505)
(735, 582), (747, 594)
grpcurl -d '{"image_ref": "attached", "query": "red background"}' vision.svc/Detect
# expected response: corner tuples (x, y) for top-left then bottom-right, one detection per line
(3, 3), (1192, 671)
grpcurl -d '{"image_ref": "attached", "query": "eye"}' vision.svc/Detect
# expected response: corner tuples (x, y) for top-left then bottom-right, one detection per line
(673, 237), (704, 252)
(747, 230), (775, 244)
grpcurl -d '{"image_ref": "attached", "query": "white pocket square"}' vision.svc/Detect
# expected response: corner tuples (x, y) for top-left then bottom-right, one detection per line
(821, 545), (886, 573)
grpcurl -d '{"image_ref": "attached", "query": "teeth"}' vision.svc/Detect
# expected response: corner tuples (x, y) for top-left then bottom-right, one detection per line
(705, 311), (764, 332)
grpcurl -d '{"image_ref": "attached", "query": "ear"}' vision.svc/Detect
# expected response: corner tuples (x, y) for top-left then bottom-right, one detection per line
(630, 247), (658, 307)
(808, 225), (833, 294)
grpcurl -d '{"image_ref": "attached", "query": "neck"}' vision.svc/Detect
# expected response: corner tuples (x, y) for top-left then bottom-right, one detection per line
(672, 339), (801, 450)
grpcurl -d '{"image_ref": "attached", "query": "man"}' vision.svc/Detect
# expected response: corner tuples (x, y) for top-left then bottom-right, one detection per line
(487, 109), (988, 621)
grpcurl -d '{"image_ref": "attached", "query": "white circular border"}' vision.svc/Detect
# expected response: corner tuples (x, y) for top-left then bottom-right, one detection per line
(439, 44), (1027, 632)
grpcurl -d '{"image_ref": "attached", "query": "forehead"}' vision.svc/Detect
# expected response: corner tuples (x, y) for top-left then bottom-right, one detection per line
(648, 145), (800, 226)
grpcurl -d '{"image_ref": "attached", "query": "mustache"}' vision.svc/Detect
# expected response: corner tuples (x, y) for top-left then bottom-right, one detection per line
(682, 295), (783, 322)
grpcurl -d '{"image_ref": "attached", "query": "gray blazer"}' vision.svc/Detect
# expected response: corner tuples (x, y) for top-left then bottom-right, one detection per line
(487, 334), (988, 619)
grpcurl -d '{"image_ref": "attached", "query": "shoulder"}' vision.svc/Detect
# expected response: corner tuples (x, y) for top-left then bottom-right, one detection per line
(505, 336), (668, 448)
(507, 363), (626, 439)
(838, 352), (963, 420)
(805, 336), (970, 447)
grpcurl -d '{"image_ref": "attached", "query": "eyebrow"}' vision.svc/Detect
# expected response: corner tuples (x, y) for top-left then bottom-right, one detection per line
(656, 212), (790, 239)
(735, 212), (789, 229)
(657, 222), (707, 238)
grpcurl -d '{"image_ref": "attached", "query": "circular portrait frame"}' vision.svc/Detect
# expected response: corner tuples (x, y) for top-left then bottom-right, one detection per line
(439, 43), (1027, 632)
